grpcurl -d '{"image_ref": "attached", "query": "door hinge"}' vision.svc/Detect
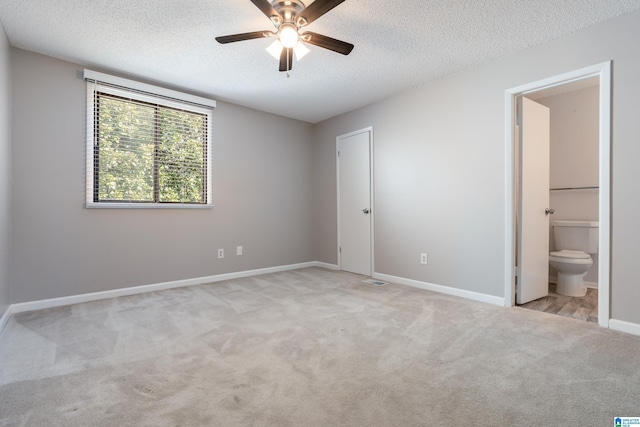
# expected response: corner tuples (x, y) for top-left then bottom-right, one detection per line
(337, 150), (340, 157)
(515, 266), (520, 277)
(339, 246), (342, 253)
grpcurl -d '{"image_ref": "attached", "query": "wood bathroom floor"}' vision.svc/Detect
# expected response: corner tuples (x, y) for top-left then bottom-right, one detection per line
(518, 284), (598, 323)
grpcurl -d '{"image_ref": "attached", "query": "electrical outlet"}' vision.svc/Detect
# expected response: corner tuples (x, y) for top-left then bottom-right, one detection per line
(236, 246), (243, 256)
(218, 248), (224, 259)
(420, 253), (428, 265)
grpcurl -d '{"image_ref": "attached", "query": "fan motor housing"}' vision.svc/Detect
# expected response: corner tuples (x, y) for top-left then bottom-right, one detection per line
(272, 0), (305, 23)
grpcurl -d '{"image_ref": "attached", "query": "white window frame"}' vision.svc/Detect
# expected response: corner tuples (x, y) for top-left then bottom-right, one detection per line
(84, 69), (215, 209)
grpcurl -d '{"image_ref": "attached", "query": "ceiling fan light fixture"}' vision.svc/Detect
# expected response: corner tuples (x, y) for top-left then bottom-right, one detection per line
(293, 41), (310, 60)
(279, 24), (299, 48)
(267, 39), (309, 62)
(216, 0), (353, 72)
(266, 39), (284, 60)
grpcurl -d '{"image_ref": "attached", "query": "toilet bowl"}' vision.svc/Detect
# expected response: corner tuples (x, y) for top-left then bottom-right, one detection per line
(549, 220), (598, 297)
(549, 250), (593, 297)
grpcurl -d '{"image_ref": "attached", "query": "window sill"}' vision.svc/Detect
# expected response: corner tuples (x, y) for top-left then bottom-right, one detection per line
(85, 203), (213, 210)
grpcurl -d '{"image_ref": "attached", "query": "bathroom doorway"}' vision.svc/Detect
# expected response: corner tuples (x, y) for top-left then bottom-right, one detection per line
(504, 62), (611, 328)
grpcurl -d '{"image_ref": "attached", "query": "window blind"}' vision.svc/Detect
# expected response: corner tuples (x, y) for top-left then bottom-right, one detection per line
(85, 70), (214, 208)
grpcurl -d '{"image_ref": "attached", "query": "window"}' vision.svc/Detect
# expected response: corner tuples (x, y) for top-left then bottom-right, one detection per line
(85, 70), (215, 208)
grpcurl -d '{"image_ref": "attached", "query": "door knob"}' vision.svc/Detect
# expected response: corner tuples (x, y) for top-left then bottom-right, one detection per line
(362, 208), (370, 214)
(545, 208), (555, 215)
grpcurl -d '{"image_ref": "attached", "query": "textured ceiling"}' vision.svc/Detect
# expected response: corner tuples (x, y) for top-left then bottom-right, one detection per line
(1, 0), (640, 123)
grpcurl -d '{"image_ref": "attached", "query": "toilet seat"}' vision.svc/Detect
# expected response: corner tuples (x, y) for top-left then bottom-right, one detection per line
(549, 250), (592, 266)
(549, 250), (590, 260)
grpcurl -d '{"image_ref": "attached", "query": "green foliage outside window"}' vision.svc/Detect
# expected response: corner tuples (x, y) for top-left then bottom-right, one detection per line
(95, 93), (207, 204)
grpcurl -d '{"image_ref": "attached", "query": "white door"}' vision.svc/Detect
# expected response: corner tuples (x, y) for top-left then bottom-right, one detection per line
(517, 97), (551, 304)
(338, 129), (372, 276)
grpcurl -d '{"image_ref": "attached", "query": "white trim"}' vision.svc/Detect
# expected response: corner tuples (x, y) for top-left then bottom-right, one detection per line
(86, 81), (94, 206)
(9, 262), (323, 314)
(85, 203), (213, 209)
(0, 306), (11, 335)
(83, 69), (216, 108)
(504, 62), (612, 329)
(336, 126), (375, 276)
(609, 319), (640, 337)
(369, 128), (375, 277)
(314, 262), (339, 270)
(597, 62), (611, 328)
(374, 272), (506, 307)
(506, 63), (608, 96)
(504, 89), (517, 307)
(336, 139), (341, 270)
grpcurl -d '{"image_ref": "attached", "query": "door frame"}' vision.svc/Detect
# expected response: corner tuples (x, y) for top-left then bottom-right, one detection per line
(504, 62), (611, 328)
(336, 126), (374, 276)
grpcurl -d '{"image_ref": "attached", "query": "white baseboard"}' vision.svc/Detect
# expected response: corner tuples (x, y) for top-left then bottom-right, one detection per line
(313, 262), (339, 270)
(0, 305), (11, 335)
(609, 319), (640, 337)
(373, 272), (506, 307)
(9, 261), (327, 314)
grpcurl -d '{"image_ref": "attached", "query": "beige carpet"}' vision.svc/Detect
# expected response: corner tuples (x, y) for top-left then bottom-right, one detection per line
(1, 267), (639, 426)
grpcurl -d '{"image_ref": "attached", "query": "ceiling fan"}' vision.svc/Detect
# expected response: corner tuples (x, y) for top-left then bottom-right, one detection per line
(215, 0), (354, 73)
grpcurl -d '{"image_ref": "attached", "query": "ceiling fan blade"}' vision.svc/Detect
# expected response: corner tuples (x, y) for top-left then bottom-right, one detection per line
(301, 32), (354, 55)
(250, 0), (282, 21)
(279, 48), (293, 72)
(297, 0), (346, 26)
(215, 31), (274, 44)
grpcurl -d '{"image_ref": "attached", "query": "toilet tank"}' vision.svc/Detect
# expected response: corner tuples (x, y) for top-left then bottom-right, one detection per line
(552, 220), (599, 254)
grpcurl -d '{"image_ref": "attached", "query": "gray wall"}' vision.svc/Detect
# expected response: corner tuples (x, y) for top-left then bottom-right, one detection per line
(537, 86), (600, 284)
(543, 86), (600, 191)
(0, 23), (10, 317)
(10, 49), (315, 303)
(314, 10), (640, 324)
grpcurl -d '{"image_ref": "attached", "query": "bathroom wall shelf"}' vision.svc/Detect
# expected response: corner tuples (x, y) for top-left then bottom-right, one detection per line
(550, 186), (599, 191)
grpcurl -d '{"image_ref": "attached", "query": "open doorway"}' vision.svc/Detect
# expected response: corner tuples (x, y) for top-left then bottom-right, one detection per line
(504, 62), (611, 329)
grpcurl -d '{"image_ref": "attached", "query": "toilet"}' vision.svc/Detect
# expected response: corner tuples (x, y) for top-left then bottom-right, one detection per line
(549, 220), (598, 297)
